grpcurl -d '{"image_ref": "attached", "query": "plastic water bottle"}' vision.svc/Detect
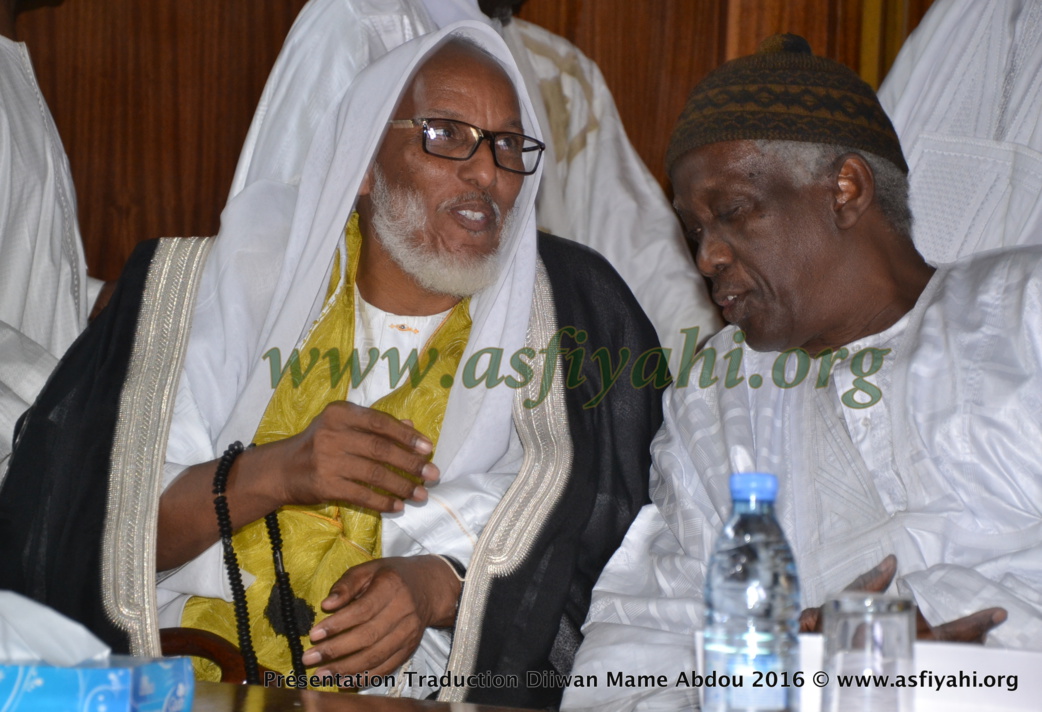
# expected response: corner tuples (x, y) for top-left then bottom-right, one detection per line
(703, 472), (800, 711)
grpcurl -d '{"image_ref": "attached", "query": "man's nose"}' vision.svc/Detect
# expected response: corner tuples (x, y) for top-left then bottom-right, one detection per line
(458, 137), (499, 189)
(695, 233), (733, 277)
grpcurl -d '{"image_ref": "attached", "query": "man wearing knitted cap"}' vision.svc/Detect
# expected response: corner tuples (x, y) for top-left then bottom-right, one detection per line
(563, 34), (1042, 711)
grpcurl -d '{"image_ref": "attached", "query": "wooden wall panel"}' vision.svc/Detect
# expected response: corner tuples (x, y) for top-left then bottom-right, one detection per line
(17, 0), (308, 279)
(519, 0), (933, 191)
(722, 0), (931, 84)
(859, 0), (932, 87)
(726, 0), (844, 61)
(15, 0), (935, 279)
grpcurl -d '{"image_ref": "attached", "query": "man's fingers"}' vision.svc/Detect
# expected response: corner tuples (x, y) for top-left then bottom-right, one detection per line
(330, 402), (434, 457)
(317, 475), (410, 512)
(345, 630), (417, 679)
(317, 563), (408, 625)
(926, 607), (1007, 644)
(799, 607), (822, 633)
(348, 431), (439, 485)
(330, 454), (430, 503)
(357, 645), (415, 680)
(307, 615), (388, 664)
(314, 427), (437, 491)
(800, 554), (896, 637)
(354, 429), (433, 480)
(317, 564), (379, 617)
(308, 613), (417, 673)
(305, 567), (423, 677)
(845, 554), (897, 593)
(287, 403), (441, 510)
(317, 625), (417, 680)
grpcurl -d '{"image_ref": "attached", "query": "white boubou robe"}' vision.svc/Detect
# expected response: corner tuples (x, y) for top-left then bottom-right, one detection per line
(157, 20), (542, 699)
(563, 247), (1042, 711)
(0, 37), (95, 473)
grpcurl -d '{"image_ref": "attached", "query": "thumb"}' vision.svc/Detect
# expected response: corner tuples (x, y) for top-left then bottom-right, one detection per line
(322, 562), (377, 611)
(845, 554), (897, 593)
(929, 608), (1007, 644)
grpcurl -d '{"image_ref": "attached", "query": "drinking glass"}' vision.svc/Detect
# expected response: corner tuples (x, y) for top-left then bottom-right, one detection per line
(821, 593), (914, 712)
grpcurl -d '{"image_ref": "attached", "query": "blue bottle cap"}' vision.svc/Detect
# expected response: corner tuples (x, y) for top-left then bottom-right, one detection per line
(729, 472), (778, 502)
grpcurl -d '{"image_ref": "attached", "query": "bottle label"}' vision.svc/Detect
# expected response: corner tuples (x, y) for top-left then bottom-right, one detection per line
(703, 651), (793, 711)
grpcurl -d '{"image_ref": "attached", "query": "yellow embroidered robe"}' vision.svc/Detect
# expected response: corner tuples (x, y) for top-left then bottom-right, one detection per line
(181, 214), (471, 679)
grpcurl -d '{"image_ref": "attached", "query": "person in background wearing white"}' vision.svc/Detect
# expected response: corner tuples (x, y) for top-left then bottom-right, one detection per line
(878, 0), (1042, 265)
(0, 0), (106, 478)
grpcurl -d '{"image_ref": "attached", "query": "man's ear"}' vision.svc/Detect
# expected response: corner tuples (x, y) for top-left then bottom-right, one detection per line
(831, 153), (875, 230)
(359, 166), (374, 197)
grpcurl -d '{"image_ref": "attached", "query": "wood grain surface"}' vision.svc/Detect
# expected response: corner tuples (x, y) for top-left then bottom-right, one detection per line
(17, 0), (308, 279)
(15, 0), (933, 280)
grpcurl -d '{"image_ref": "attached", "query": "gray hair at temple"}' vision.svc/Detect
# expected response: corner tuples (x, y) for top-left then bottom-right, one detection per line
(754, 140), (914, 241)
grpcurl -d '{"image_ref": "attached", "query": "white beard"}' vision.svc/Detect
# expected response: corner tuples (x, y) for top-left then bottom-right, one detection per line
(369, 166), (512, 298)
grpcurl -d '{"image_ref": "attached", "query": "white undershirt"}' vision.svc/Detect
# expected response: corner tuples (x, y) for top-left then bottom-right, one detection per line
(348, 285), (454, 568)
(350, 287), (457, 697)
(348, 285), (452, 408)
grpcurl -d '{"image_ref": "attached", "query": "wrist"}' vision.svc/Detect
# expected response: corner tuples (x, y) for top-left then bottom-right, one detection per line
(226, 442), (285, 518)
(430, 554), (466, 627)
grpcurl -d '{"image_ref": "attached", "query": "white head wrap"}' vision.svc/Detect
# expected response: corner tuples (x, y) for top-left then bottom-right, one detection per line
(166, 21), (542, 548)
(229, 0), (490, 199)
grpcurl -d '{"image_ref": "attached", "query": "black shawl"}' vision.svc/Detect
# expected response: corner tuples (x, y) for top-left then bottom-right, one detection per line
(0, 239), (159, 653)
(463, 234), (664, 708)
(0, 233), (665, 709)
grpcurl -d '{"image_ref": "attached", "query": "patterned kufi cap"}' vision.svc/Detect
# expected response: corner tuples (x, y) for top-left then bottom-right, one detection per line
(665, 33), (907, 175)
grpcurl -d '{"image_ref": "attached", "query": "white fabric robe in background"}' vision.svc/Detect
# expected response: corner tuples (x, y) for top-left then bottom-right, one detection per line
(878, 0), (1042, 265)
(229, 0), (720, 364)
(562, 247), (1042, 711)
(0, 37), (94, 472)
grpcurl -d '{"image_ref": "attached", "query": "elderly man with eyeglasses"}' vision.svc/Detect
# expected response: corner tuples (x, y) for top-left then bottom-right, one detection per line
(0, 22), (663, 709)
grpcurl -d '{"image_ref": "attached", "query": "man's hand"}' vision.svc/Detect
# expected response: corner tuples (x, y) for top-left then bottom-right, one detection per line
(157, 403), (439, 571)
(263, 402), (439, 512)
(301, 556), (462, 678)
(799, 554), (898, 632)
(798, 554), (1008, 643)
(917, 607), (1007, 643)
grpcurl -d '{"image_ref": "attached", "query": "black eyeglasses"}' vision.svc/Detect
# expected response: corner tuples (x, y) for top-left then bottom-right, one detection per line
(388, 117), (545, 175)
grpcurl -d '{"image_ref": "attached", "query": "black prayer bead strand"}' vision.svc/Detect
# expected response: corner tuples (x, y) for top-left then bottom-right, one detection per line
(212, 441), (261, 685)
(264, 511), (307, 678)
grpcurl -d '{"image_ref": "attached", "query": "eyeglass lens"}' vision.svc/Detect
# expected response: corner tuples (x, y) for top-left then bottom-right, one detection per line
(422, 119), (542, 174)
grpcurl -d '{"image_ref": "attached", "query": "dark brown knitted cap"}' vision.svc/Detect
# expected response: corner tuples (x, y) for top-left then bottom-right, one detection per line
(665, 33), (907, 175)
